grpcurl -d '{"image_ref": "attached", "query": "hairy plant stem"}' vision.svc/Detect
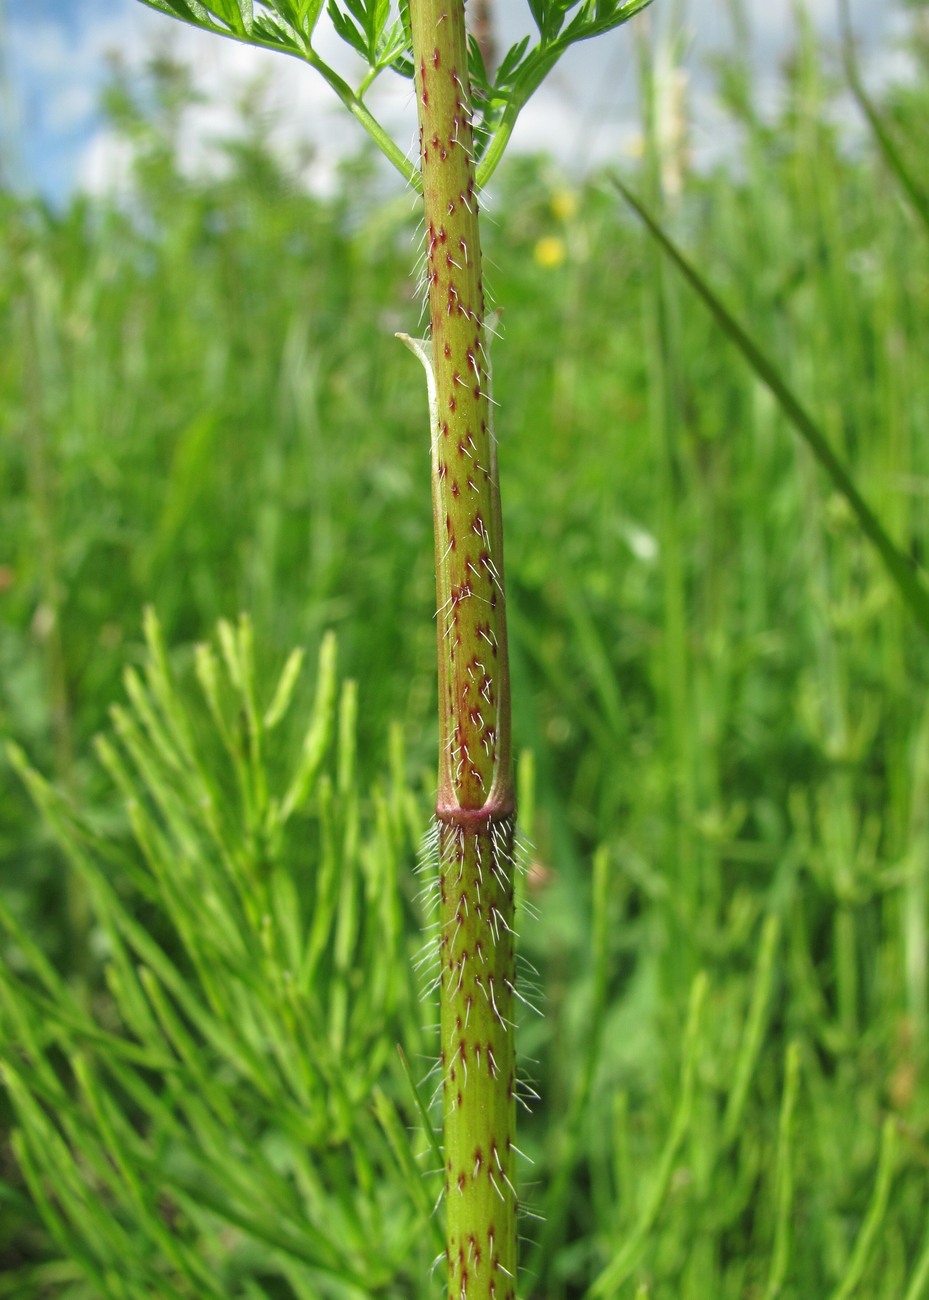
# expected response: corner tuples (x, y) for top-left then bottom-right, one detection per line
(406, 0), (518, 1293)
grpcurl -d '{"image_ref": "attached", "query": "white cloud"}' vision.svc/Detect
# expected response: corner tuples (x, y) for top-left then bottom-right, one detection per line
(4, 0), (921, 203)
(6, 0), (416, 196)
(84, 5), (419, 195)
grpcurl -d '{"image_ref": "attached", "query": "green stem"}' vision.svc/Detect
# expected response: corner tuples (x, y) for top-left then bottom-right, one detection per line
(405, 0), (518, 1293)
(18, 276), (87, 987)
(303, 48), (420, 188)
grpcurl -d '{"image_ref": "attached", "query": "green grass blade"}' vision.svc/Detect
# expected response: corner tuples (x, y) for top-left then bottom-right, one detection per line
(395, 1044), (445, 1177)
(723, 913), (781, 1145)
(828, 1116), (897, 1300)
(588, 972), (708, 1298)
(612, 176), (929, 635)
(764, 1040), (801, 1300)
(904, 1217), (929, 1300)
(839, 0), (929, 235)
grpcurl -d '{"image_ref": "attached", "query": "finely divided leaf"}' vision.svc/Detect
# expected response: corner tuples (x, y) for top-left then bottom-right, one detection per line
(495, 34), (531, 88)
(137, 0), (213, 24)
(253, 10), (303, 49)
(327, 0), (369, 60)
(327, 0), (407, 70)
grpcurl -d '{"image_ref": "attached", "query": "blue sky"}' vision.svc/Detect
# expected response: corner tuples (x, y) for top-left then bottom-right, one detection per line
(0, 0), (913, 204)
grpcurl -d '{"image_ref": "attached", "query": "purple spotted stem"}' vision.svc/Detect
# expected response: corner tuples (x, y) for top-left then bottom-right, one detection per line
(402, 0), (519, 1294)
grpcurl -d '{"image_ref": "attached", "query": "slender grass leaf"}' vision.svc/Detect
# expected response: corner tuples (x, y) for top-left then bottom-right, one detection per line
(723, 913), (781, 1145)
(588, 972), (707, 1297)
(839, 0), (929, 236)
(613, 176), (929, 635)
(372, 1086), (445, 1251)
(828, 1116), (897, 1300)
(395, 1045), (444, 1175)
(764, 1041), (801, 1300)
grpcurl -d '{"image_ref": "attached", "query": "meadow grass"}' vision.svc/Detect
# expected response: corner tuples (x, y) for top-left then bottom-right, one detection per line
(3, 8), (929, 1296)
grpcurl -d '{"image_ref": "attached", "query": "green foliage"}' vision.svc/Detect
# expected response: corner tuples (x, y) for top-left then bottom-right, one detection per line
(2, 612), (438, 1298)
(136, 0), (420, 184)
(465, 0), (655, 185)
(135, 0), (654, 188)
(325, 0), (408, 75)
(612, 176), (929, 634)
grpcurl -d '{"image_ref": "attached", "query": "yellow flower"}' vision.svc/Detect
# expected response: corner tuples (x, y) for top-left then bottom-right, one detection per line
(550, 188), (578, 222)
(534, 235), (566, 269)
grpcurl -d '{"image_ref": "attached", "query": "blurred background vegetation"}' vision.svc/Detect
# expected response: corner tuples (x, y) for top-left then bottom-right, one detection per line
(3, 3), (929, 1296)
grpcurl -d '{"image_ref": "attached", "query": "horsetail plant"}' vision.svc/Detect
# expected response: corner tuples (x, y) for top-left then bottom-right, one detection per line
(124, 0), (649, 1292)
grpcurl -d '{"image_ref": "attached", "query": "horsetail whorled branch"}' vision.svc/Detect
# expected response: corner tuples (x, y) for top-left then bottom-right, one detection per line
(127, 0), (652, 1293)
